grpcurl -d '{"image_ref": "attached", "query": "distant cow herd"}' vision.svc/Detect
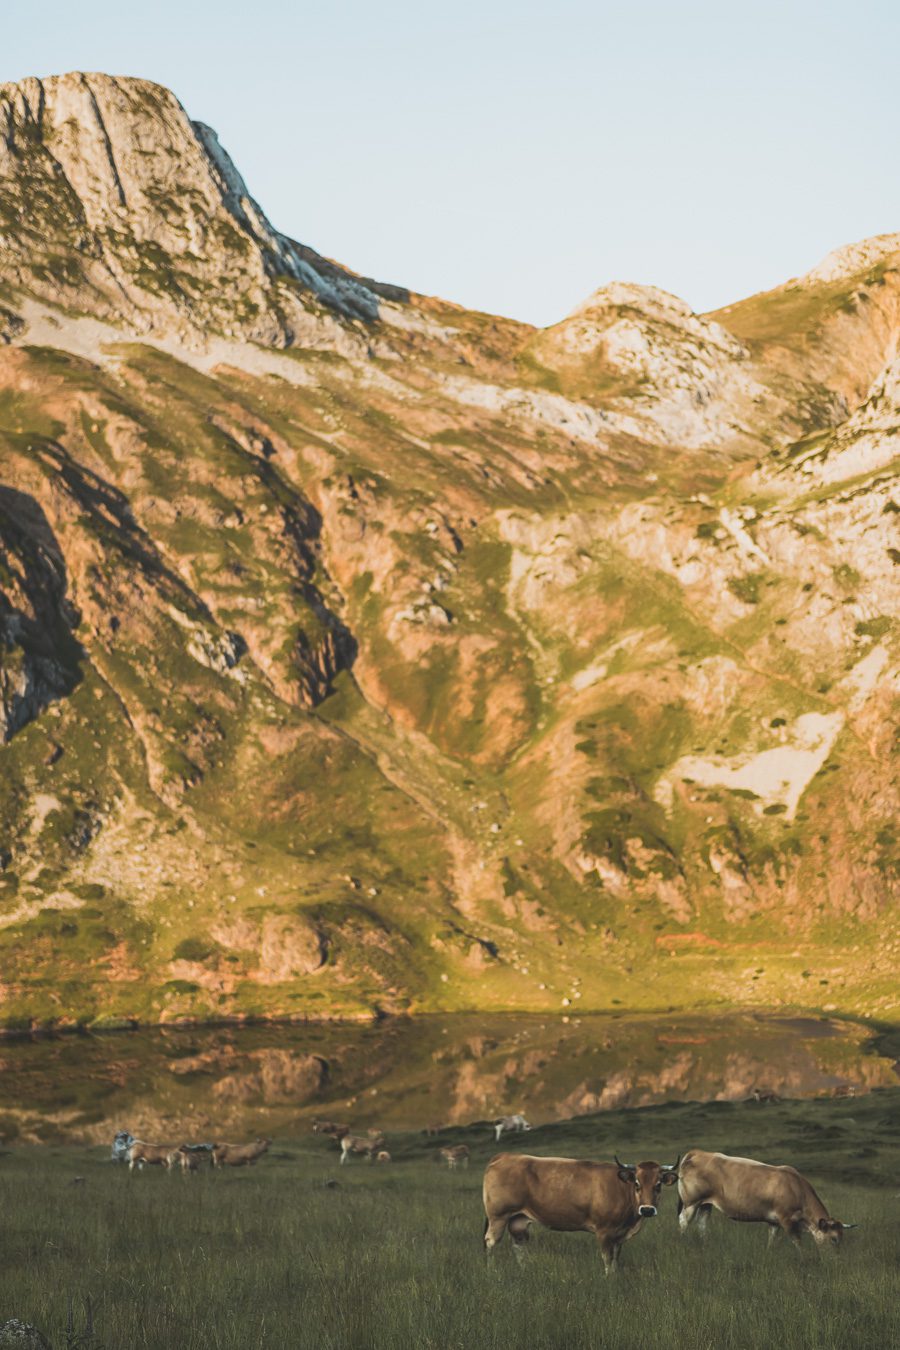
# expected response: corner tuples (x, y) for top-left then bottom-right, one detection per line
(113, 1109), (857, 1272)
(116, 1133), (272, 1172)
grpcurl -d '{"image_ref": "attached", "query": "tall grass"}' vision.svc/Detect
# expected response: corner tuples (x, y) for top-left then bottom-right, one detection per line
(1, 1093), (897, 1349)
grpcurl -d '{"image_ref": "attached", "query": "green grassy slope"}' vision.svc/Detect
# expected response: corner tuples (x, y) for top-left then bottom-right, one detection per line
(1, 1090), (897, 1349)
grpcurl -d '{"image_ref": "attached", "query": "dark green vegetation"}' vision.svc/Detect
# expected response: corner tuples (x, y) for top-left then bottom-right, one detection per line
(2, 1091), (898, 1349)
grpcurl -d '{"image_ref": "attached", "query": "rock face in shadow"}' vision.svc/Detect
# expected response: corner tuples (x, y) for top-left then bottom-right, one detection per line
(0, 71), (897, 1029)
(0, 487), (81, 742)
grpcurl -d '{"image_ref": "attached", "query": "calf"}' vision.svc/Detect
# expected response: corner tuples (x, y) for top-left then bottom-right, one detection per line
(440, 1144), (470, 1169)
(677, 1149), (857, 1248)
(211, 1138), (271, 1168)
(484, 1152), (678, 1274)
(168, 1145), (208, 1174)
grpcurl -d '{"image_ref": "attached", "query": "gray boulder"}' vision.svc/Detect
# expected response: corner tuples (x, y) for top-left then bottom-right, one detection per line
(0, 1321), (52, 1349)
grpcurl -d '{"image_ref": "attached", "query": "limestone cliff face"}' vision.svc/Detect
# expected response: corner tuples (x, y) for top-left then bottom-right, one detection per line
(0, 72), (382, 346)
(0, 73), (896, 1029)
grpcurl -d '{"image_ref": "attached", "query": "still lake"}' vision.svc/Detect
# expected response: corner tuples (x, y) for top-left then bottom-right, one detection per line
(0, 1011), (896, 1145)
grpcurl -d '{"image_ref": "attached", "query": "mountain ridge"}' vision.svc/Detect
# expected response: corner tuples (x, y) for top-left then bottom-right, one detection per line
(0, 73), (897, 1031)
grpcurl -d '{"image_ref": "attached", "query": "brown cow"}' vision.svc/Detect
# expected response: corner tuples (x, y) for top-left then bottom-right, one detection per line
(211, 1138), (271, 1168)
(677, 1149), (858, 1248)
(127, 1141), (179, 1172)
(339, 1133), (385, 1165)
(440, 1145), (470, 1169)
(375, 1150), (392, 1164)
(483, 1152), (679, 1274)
(311, 1118), (351, 1140)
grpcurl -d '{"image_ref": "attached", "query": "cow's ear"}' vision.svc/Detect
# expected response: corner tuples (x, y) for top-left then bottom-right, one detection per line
(662, 1171), (678, 1186)
(618, 1168), (635, 1183)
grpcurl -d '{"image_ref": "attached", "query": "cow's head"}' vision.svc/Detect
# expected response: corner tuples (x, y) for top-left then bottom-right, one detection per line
(815, 1217), (858, 1246)
(615, 1155), (680, 1217)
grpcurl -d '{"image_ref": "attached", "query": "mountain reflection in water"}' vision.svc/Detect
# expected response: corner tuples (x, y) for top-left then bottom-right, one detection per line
(0, 1012), (895, 1144)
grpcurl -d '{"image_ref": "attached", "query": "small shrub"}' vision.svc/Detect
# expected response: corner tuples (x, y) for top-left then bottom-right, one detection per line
(172, 937), (215, 963)
(727, 574), (764, 604)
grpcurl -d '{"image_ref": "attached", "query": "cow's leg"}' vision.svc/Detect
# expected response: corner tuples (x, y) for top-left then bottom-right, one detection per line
(597, 1235), (620, 1276)
(678, 1195), (710, 1234)
(340, 1144), (349, 1165)
(678, 1201), (700, 1233)
(767, 1224), (782, 1248)
(484, 1215), (509, 1253)
(494, 1125), (502, 1142)
(508, 1215), (530, 1265)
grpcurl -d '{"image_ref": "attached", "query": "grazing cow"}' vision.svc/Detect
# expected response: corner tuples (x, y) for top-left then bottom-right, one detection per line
(832, 1085), (857, 1099)
(311, 1118), (351, 1140)
(168, 1145), (209, 1174)
(749, 1088), (781, 1104)
(375, 1150), (392, 1164)
(494, 1113), (531, 1143)
(424, 1122), (444, 1137)
(126, 1141), (179, 1172)
(483, 1152), (679, 1274)
(440, 1145), (470, 1169)
(211, 1138), (271, 1168)
(339, 1133), (385, 1165)
(677, 1149), (858, 1248)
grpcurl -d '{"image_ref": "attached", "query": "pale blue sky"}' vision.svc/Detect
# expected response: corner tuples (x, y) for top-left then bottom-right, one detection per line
(3, 1), (897, 327)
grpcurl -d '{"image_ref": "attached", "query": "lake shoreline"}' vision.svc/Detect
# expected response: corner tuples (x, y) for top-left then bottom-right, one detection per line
(1, 1002), (895, 1043)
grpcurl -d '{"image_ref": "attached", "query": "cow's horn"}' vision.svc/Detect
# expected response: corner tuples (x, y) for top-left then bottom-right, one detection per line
(663, 1154), (681, 1173)
(840, 1222), (859, 1229)
(614, 1154), (635, 1171)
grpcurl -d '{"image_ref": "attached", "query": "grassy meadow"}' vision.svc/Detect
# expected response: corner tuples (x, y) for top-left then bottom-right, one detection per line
(1, 1089), (898, 1349)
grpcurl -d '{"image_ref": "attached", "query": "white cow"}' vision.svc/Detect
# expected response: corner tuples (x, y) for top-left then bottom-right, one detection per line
(494, 1113), (531, 1142)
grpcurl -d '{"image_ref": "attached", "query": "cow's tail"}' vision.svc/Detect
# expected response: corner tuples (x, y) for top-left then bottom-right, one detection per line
(483, 1215), (489, 1248)
(677, 1196), (684, 1216)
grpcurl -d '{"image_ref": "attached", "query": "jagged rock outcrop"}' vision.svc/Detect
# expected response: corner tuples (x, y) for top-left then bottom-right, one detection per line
(0, 72), (382, 348)
(530, 282), (769, 449)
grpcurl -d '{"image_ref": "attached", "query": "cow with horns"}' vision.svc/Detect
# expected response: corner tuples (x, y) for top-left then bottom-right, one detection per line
(483, 1151), (680, 1274)
(677, 1149), (858, 1249)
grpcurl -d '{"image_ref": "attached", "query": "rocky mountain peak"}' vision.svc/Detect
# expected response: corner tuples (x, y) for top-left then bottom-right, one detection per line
(0, 71), (379, 345)
(803, 232), (900, 286)
(568, 281), (695, 321)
